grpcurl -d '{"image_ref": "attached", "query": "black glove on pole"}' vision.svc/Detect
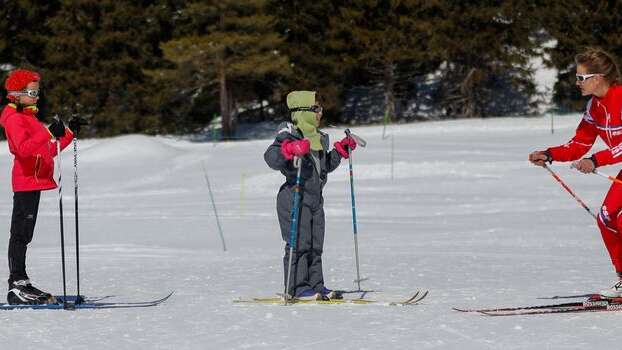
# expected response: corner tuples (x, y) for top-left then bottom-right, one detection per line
(48, 117), (66, 138)
(68, 114), (88, 135)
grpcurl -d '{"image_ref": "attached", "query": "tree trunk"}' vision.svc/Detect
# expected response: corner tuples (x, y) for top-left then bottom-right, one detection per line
(460, 67), (480, 118)
(228, 87), (236, 136)
(383, 62), (396, 122)
(219, 62), (231, 139)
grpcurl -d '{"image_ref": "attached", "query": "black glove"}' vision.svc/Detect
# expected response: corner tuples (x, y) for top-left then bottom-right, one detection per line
(48, 118), (66, 138)
(68, 115), (89, 134)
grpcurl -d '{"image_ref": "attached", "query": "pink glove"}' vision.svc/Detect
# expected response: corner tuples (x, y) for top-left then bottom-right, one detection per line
(334, 136), (357, 158)
(281, 139), (311, 160)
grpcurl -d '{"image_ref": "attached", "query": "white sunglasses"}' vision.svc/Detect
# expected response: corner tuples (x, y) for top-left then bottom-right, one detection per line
(576, 73), (603, 82)
(8, 89), (39, 98)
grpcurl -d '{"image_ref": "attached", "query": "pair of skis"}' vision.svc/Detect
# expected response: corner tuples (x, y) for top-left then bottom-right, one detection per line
(0, 292), (174, 310)
(454, 294), (622, 316)
(235, 290), (428, 306)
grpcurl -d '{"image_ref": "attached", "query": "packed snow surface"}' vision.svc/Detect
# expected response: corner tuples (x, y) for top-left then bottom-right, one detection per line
(0, 115), (619, 349)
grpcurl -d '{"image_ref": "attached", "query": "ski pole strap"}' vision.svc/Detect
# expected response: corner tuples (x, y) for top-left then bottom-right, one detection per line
(344, 128), (367, 148)
(543, 164), (596, 219)
(293, 156), (301, 169)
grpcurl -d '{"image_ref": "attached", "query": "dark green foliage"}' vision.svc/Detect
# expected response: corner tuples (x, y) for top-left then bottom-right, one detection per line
(418, 0), (544, 118)
(328, 0), (431, 121)
(268, 0), (344, 120)
(42, 0), (176, 136)
(0, 1), (59, 66)
(0, 0), (615, 137)
(159, 0), (291, 138)
(542, 1), (622, 111)
(0, 0), (60, 119)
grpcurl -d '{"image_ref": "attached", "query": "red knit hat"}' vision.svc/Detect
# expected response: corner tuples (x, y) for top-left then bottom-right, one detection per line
(5, 69), (40, 95)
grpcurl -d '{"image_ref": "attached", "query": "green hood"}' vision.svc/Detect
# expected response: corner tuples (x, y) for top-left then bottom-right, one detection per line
(287, 90), (322, 151)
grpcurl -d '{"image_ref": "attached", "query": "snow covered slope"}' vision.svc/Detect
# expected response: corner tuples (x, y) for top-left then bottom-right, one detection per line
(0, 114), (618, 349)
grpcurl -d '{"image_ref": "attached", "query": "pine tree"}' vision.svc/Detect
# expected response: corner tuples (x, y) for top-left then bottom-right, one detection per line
(268, 0), (346, 120)
(160, 0), (291, 138)
(542, 1), (622, 111)
(328, 0), (430, 122)
(420, 1), (544, 118)
(43, 0), (173, 136)
(0, 1), (59, 67)
(0, 1), (60, 121)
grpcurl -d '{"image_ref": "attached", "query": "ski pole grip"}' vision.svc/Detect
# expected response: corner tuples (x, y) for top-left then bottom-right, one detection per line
(344, 129), (353, 151)
(293, 156), (301, 169)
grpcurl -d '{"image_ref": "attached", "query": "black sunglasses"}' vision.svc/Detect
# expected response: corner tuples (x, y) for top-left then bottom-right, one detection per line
(290, 105), (322, 113)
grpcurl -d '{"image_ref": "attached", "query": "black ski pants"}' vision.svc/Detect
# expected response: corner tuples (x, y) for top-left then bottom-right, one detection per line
(8, 191), (41, 285)
(277, 186), (325, 297)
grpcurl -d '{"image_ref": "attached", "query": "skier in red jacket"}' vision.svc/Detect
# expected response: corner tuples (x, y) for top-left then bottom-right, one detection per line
(529, 48), (622, 297)
(0, 69), (73, 304)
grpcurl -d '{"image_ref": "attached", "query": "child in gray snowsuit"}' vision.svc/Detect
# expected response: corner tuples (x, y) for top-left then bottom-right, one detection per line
(264, 91), (357, 299)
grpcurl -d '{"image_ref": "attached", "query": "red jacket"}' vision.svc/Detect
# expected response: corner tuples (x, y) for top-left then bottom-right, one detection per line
(0, 104), (73, 192)
(548, 84), (622, 167)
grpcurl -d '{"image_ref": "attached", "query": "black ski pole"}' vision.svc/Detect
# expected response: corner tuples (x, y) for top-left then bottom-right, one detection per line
(69, 114), (88, 304)
(72, 126), (82, 304)
(54, 116), (69, 309)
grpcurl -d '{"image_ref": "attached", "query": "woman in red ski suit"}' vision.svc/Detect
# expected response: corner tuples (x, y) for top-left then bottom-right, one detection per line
(529, 48), (622, 298)
(0, 69), (73, 304)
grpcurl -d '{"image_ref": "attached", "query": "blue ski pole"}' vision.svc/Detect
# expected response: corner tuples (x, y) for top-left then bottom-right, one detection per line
(284, 157), (303, 302)
(344, 129), (368, 291)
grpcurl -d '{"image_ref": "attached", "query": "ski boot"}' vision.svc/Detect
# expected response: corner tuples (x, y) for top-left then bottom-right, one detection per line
(320, 287), (343, 300)
(600, 280), (622, 298)
(295, 289), (327, 301)
(7, 280), (55, 305)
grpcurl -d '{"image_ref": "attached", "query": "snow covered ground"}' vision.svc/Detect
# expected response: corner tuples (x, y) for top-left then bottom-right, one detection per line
(0, 114), (619, 349)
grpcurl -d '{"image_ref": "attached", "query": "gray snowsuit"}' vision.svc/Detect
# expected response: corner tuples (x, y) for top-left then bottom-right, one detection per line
(264, 122), (343, 297)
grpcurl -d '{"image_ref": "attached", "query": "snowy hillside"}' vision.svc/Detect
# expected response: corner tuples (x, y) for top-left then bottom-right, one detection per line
(0, 114), (620, 349)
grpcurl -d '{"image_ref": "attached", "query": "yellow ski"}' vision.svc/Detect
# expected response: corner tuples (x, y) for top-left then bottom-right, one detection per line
(234, 290), (428, 306)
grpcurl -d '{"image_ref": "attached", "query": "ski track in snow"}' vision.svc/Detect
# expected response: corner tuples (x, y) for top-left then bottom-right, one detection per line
(0, 115), (621, 349)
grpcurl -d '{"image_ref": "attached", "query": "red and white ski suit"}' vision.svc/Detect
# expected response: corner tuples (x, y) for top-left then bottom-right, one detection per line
(547, 84), (622, 274)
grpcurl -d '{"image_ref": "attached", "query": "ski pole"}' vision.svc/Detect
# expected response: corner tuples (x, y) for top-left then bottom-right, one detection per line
(570, 160), (622, 185)
(69, 114), (88, 305)
(54, 116), (69, 309)
(201, 161), (227, 252)
(284, 156), (302, 302)
(344, 129), (368, 291)
(593, 170), (622, 186)
(72, 130), (83, 304)
(543, 164), (596, 219)
(570, 160), (622, 186)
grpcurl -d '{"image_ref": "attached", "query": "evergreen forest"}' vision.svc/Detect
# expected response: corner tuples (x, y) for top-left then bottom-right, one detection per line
(1, 0), (620, 138)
